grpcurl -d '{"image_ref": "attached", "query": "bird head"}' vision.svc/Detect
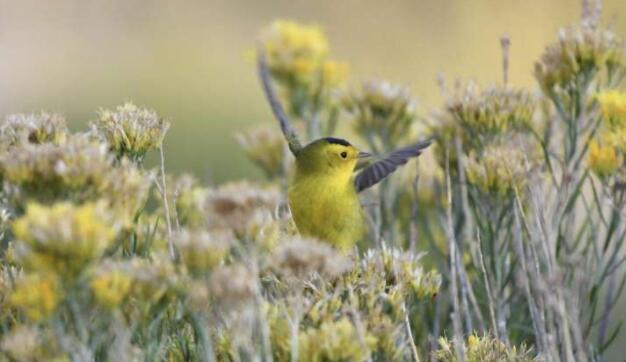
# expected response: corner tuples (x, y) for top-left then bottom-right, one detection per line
(296, 137), (371, 179)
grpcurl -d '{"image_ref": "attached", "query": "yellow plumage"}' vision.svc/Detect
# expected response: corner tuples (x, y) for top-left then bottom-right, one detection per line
(257, 51), (431, 251)
(288, 139), (366, 250)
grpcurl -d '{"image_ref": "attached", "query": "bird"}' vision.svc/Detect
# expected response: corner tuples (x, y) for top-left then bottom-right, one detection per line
(257, 52), (432, 251)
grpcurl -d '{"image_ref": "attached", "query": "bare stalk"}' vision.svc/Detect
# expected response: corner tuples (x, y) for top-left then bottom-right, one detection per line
(444, 149), (465, 362)
(159, 144), (175, 260)
(500, 35), (511, 86)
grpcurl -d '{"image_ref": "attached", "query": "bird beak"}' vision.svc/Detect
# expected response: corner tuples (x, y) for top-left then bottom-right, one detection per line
(358, 151), (372, 159)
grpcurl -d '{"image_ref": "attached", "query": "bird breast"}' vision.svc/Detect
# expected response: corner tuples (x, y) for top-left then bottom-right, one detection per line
(288, 175), (365, 250)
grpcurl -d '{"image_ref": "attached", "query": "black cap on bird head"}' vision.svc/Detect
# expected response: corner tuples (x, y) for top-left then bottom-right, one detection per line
(322, 137), (351, 147)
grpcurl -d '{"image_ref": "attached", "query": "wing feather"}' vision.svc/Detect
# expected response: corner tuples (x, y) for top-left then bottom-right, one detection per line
(256, 51), (303, 155)
(354, 139), (433, 193)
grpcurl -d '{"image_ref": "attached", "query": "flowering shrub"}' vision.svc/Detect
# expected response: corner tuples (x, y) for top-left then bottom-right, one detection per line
(1, 3), (625, 361)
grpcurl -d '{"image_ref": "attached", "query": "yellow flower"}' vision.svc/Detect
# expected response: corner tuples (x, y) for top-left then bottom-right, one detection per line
(12, 201), (119, 276)
(299, 317), (377, 362)
(90, 261), (133, 309)
(588, 140), (621, 179)
(176, 229), (232, 275)
(321, 60), (350, 88)
(466, 145), (528, 197)
(596, 90), (626, 128)
(467, 334), (479, 349)
(10, 273), (60, 321)
(434, 334), (536, 361)
(261, 20), (329, 84)
(535, 25), (625, 92)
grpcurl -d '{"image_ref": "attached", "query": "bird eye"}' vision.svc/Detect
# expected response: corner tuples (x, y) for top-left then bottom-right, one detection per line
(340, 151), (348, 159)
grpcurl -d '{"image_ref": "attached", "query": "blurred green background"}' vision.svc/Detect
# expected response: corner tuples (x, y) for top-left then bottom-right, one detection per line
(1, 0), (624, 182)
(1, 0), (625, 357)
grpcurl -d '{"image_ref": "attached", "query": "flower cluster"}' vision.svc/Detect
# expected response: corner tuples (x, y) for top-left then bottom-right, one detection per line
(0, 325), (66, 361)
(434, 334), (536, 362)
(588, 90), (626, 180)
(258, 20), (349, 142)
(3, 11), (624, 360)
(261, 20), (333, 86)
(9, 273), (60, 321)
(588, 140), (622, 179)
(534, 24), (625, 93)
(236, 126), (287, 179)
(11, 201), (119, 277)
(0, 112), (68, 149)
(298, 317), (377, 361)
(343, 80), (419, 149)
(175, 229), (232, 275)
(90, 259), (133, 309)
(435, 82), (536, 151)
(94, 102), (170, 161)
(209, 263), (256, 307)
(0, 135), (150, 218)
(466, 145), (528, 197)
(269, 236), (350, 280)
(360, 244), (442, 299)
(596, 90), (626, 125)
(166, 173), (209, 229)
(261, 243), (441, 361)
(205, 181), (282, 233)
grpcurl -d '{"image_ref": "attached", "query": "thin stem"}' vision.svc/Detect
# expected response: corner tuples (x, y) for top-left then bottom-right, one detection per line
(159, 145), (175, 260)
(444, 148), (465, 362)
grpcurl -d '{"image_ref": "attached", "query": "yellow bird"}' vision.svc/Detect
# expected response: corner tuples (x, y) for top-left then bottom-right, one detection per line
(257, 53), (431, 251)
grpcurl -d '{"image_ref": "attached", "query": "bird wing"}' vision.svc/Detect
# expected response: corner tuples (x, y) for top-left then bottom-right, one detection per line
(354, 139), (433, 193)
(257, 51), (303, 156)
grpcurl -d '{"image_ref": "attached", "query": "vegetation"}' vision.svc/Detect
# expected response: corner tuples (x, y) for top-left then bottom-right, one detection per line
(0, 2), (625, 361)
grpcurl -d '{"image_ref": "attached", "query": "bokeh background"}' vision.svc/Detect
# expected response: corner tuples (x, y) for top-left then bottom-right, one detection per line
(1, 0), (625, 182)
(1, 0), (625, 358)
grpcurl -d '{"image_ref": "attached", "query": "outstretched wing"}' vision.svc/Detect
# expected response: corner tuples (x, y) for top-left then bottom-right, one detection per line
(354, 139), (433, 193)
(257, 51), (303, 156)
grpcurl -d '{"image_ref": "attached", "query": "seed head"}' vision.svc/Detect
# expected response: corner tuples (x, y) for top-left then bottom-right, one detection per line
(534, 25), (625, 93)
(344, 80), (418, 148)
(433, 334), (536, 362)
(236, 126), (286, 179)
(466, 145), (528, 197)
(299, 317), (377, 362)
(0, 326), (41, 361)
(270, 236), (351, 280)
(94, 102), (170, 161)
(0, 135), (150, 219)
(0, 112), (68, 149)
(437, 83), (535, 150)
(175, 229), (233, 275)
(363, 244), (441, 298)
(209, 263), (256, 306)
(125, 255), (178, 303)
(205, 181), (281, 233)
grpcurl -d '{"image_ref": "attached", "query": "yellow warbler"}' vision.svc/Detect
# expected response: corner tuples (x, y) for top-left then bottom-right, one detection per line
(257, 53), (431, 251)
